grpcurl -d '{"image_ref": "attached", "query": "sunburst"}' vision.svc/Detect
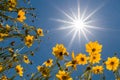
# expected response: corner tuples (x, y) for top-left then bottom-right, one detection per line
(52, 0), (105, 47)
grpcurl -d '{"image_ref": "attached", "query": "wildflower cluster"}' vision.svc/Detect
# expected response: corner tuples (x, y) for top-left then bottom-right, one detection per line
(0, 0), (119, 80)
(0, 0), (44, 79)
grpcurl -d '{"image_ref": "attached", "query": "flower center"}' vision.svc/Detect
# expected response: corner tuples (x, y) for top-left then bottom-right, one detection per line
(92, 48), (96, 52)
(81, 57), (85, 61)
(59, 52), (63, 56)
(110, 61), (114, 65)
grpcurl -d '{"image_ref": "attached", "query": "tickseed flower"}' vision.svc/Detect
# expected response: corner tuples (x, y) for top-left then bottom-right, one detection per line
(8, 0), (17, 11)
(0, 33), (9, 41)
(76, 53), (88, 65)
(15, 64), (23, 77)
(105, 57), (119, 71)
(86, 41), (102, 55)
(37, 28), (44, 36)
(23, 55), (30, 64)
(0, 65), (3, 72)
(66, 51), (79, 70)
(56, 70), (72, 80)
(6, 24), (10, 31)
(88, 53), (101, 64)
(37, 65), (50, 77)
(92, 65), (104, 74)
(0, 75), (8, 80)
(25, 35), (34, 47)
(52, 44), (68, 60)
(43, 59), (53, 67)
(17, 10), (26, 22)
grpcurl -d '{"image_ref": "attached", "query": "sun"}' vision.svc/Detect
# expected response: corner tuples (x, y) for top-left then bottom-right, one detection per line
(73, 19), (85, 30)
(52, 0), (105, 47)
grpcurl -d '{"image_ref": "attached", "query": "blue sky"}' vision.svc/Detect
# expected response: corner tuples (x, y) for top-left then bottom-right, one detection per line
(29, 0), (120, 79)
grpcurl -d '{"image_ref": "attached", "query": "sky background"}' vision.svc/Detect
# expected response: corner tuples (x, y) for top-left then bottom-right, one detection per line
(28, 0), (120, 80)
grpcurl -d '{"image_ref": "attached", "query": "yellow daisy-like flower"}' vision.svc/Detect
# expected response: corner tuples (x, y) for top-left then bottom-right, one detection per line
(76, 53), (88, 65)
(43, 59), (53, 67)
(8, 0), (17, 11)
(23, 55), (30, 64)
(15, 64), (23, 77)
(25, 35), (34, 47)
(88, 53), (101, 64)
(17, 10), (26, 22)
(6, 24), (10, 31)
(56, 70), (73, 80)
(52, 44), (68, 60)
(37, 28), (44, 36)
(0, 65), (3, 72)
(37, 65), (50, 77)
(66, 51), (79, 70)
(0, 75), (8, 80)
(105, 57), (119, 71)
(86, 41), (102, 55)
(92, 65), (104, 74)
(0, 33), (9, 41)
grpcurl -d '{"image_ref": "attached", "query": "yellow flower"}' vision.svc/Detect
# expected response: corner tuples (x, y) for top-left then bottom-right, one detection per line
(17, 10), (26, 22)
(92, 65), (104, 74)
(0, 33), (9, 41)
(86, 41), (102, 55)
(37, 28), (44, 36)
(15, 65), (23, 77)
(25, 35), (34, 47)
(52, 44), (68, 60)
(6, 24), (10, 31)
(0, 65), (3, 72)
(76, 53), (88, 65)
(66, 51), (79, 70)
(37, 65), (50, 77)
(105, 57), (119, 71)
(88, 53), (101, 64)
(0, 75), (8, 80)
(56, 70), (72, 80)
(43, 59), (53, 67)
(8, 0), (17, 11)
(23, 55), (30, 64)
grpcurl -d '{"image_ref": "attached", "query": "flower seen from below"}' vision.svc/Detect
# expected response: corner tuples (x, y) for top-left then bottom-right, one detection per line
(92, 65), (104, 74)
(0, 65), (3, 72)
(6, 24), (10, 31)
(56, 70), (72, 80)
(15, 64), (23, 77)
(52, 44), (68, 60)
(0, 75), (8, 80)
(8, 0), (17, 11)
(105, 56), (119, 71)
(17, 10), (26, 22)
(25, 35), (34, 47)
(66, 51), (79, 70)
(37, 65), (50, 77)
(86, 41), (102, 55)
(88, 53), (101, 64)
(0, 33), (9, 41)
(43, 59), (53, 67)
(76, 53), (88, 65)
(23, 55), (30, 64)
(37, 28), (44, 36)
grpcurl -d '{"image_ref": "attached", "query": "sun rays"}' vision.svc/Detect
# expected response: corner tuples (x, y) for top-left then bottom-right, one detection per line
(52, 0), (105, 47)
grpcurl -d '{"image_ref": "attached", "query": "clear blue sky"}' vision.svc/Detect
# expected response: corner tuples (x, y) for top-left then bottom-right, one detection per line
(30, 0), (120, 80)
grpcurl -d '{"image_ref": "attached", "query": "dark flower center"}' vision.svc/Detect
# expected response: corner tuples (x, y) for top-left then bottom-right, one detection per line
(81, 57), (85, 61)
(47, 60), (50, 63)
(62, 75), (68, 80)
(110, 62), (114, 65)
(92, 48), (96, 52)
(72, 60), (77, 64)
(59, 52), (63, 56)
